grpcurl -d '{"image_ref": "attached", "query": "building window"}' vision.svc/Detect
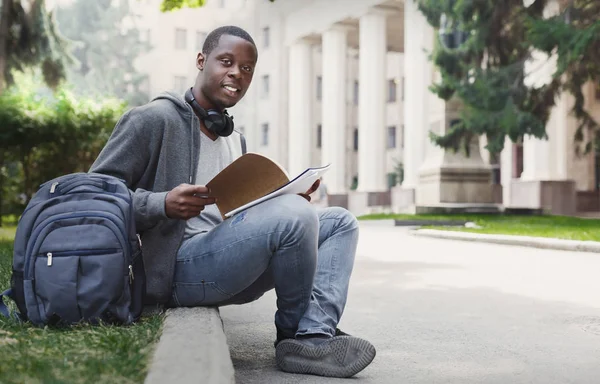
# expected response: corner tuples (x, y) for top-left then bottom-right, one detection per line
(263, 26), (270, 48)
(595, 152), (600, 190)
(490, 152), (501, 185)
(175, 28), (187, 50)
(261, 75), (269, 98)
(196, 31), (207, 51)
(353, 80), (359, 105)
(173, 76), (187, 93)
(316, 76), (322, 101)
(316, 124), (322, 148)
(387, 126), (396, 149)
(513, 142), (524, 178)
(387, 79), (397, 103)
(261, 123), (269, 146)
(353, 128), (359, 151)
(401, 77), (405, 101)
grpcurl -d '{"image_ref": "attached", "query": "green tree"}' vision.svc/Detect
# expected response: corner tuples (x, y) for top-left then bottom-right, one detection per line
(0, 0), (72, 94)
(416, 0), (600, 155)
(159, 0), (274, 12)
(160, 0), (205, 12)
(55, 0), (151, 106)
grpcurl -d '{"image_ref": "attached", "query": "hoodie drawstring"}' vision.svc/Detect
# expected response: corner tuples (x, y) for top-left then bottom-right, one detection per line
(189, 114), (194, 184)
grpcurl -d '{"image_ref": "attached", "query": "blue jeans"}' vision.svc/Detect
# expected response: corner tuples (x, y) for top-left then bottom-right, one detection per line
(170, 194), (359, 339)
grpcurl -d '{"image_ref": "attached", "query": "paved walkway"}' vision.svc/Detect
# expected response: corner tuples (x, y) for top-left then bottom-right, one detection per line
(220, 224), (600, 383)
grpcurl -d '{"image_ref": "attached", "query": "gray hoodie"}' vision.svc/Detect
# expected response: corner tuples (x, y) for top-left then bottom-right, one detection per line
(90, 91), (245, 305)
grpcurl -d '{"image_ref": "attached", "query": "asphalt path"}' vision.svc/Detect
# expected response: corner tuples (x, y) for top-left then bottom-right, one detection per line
(221, 224), (600, 384)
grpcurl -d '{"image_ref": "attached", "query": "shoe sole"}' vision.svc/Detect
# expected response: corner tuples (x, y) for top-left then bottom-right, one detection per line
(275, 336), (376, 378)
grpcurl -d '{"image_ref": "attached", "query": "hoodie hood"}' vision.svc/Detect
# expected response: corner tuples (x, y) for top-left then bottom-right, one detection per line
(152, 90), (198, 184)
(151, 91), (192, 113)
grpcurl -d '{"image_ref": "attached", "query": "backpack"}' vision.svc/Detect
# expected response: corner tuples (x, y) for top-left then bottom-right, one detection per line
(0, 172), (145, 326)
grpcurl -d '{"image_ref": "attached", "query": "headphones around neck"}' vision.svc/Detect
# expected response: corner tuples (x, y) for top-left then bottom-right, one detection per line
(184, 87), (235, 137)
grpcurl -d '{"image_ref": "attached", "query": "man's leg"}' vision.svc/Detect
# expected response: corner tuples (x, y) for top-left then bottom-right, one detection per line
(170, 194), (318, 339)
(275, 207), (376, 378)
(223, 206), (361, 342)
(296, 206), (359, 338)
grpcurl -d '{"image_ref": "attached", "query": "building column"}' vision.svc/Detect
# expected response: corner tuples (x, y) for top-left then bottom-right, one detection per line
(287, 39), (313, 177)
(322, 25), (348, 196)
(500, 137), (514, 206)
(357, 10), (387, 192)
(521, 136), (552, 181)
(509, 0), (576, 215)
(402, 0), (428, 190)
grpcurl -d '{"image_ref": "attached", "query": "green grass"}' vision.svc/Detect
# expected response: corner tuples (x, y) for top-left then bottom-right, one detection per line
(0, 230), (164, 383)
(358, 213), (600, 242)
(0, 226), (16, 241)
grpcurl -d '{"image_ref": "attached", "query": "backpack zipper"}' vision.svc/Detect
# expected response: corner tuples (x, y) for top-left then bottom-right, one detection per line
(26, 212), (127, 279)
(44, 249), (121, 267)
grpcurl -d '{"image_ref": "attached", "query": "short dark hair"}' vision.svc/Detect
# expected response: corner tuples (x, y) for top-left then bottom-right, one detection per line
(202, 25), (256, 56)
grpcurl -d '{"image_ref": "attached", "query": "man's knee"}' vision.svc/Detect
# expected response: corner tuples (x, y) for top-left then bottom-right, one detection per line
(265, 195), (319, 227)
(334, 206), (359, 229)
(261, 194), (319, 235)
(324, 206), (359, 232)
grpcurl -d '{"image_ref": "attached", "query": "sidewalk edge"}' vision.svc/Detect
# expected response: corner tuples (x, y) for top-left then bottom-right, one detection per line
(410, 229), (600, 253)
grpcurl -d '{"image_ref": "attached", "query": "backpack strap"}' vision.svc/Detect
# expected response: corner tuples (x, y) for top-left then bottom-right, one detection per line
(240, 133), (247, 155)
(0, 288), (16, 320)
(0, 288), (10, 318)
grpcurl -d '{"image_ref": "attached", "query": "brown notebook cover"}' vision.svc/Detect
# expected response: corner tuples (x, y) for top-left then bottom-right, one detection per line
(206, 153), (291, 219)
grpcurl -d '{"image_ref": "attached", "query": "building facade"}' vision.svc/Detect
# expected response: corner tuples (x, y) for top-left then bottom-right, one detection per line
(132, 0), (600, 216)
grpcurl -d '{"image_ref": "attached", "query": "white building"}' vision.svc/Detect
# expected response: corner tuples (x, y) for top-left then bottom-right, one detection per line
(132, 0), (600, 216)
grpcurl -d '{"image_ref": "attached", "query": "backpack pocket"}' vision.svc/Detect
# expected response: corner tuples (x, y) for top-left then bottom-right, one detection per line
(33, 249), (127, 324)
(24, 212), (131, 325)
(33, 253), (79, 324)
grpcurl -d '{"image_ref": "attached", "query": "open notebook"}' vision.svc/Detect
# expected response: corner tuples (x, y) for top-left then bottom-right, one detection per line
(206, 153), (330, 218)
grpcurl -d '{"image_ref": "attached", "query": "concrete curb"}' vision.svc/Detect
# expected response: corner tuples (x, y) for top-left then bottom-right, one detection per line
(411, 228), (600, 253)
(145, 307), (234, 384)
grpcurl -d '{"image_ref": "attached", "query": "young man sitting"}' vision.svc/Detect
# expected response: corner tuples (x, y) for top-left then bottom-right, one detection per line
(90, 25), (376, 378)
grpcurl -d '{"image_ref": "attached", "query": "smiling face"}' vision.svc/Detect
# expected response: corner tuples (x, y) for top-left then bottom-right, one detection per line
(195, 34), (258, 111)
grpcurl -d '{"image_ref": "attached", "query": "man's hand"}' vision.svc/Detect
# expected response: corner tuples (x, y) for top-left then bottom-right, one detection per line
(165, 184), (216, 220)
(298, 179), (321, 202)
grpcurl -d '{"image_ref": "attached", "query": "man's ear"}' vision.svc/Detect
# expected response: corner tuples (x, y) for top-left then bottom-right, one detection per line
(196, 52), (206, 70)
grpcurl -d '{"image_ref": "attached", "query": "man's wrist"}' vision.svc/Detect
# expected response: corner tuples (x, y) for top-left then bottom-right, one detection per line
(147, 191), (170, 220)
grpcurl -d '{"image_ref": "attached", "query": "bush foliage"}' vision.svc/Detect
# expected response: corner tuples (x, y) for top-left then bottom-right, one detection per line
(0, 72), (126, 220)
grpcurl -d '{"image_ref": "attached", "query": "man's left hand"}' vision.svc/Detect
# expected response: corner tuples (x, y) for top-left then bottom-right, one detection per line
(298, 178), (321, 202)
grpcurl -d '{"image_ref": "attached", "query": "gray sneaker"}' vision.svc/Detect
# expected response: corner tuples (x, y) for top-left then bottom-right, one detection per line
(275, 335), (376, 378)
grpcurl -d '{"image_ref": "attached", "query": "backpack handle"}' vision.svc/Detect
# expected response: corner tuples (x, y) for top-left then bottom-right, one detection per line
(55, 179), (118, 195)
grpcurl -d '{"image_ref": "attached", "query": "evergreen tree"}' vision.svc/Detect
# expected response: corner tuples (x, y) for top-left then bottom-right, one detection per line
(0, 0), (72, 94)
(417, 0), (600, 155)
(56, 0), (151, 106)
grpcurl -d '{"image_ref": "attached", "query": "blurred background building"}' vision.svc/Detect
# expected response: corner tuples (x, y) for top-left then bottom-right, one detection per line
(55, 0), (600, 217)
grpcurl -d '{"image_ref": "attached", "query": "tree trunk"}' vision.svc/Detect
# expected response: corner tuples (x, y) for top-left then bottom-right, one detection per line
(0, 0), (13, 95)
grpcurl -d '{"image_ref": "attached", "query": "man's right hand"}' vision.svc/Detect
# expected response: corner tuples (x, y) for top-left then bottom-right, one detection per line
(165, 184), (216, 220)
